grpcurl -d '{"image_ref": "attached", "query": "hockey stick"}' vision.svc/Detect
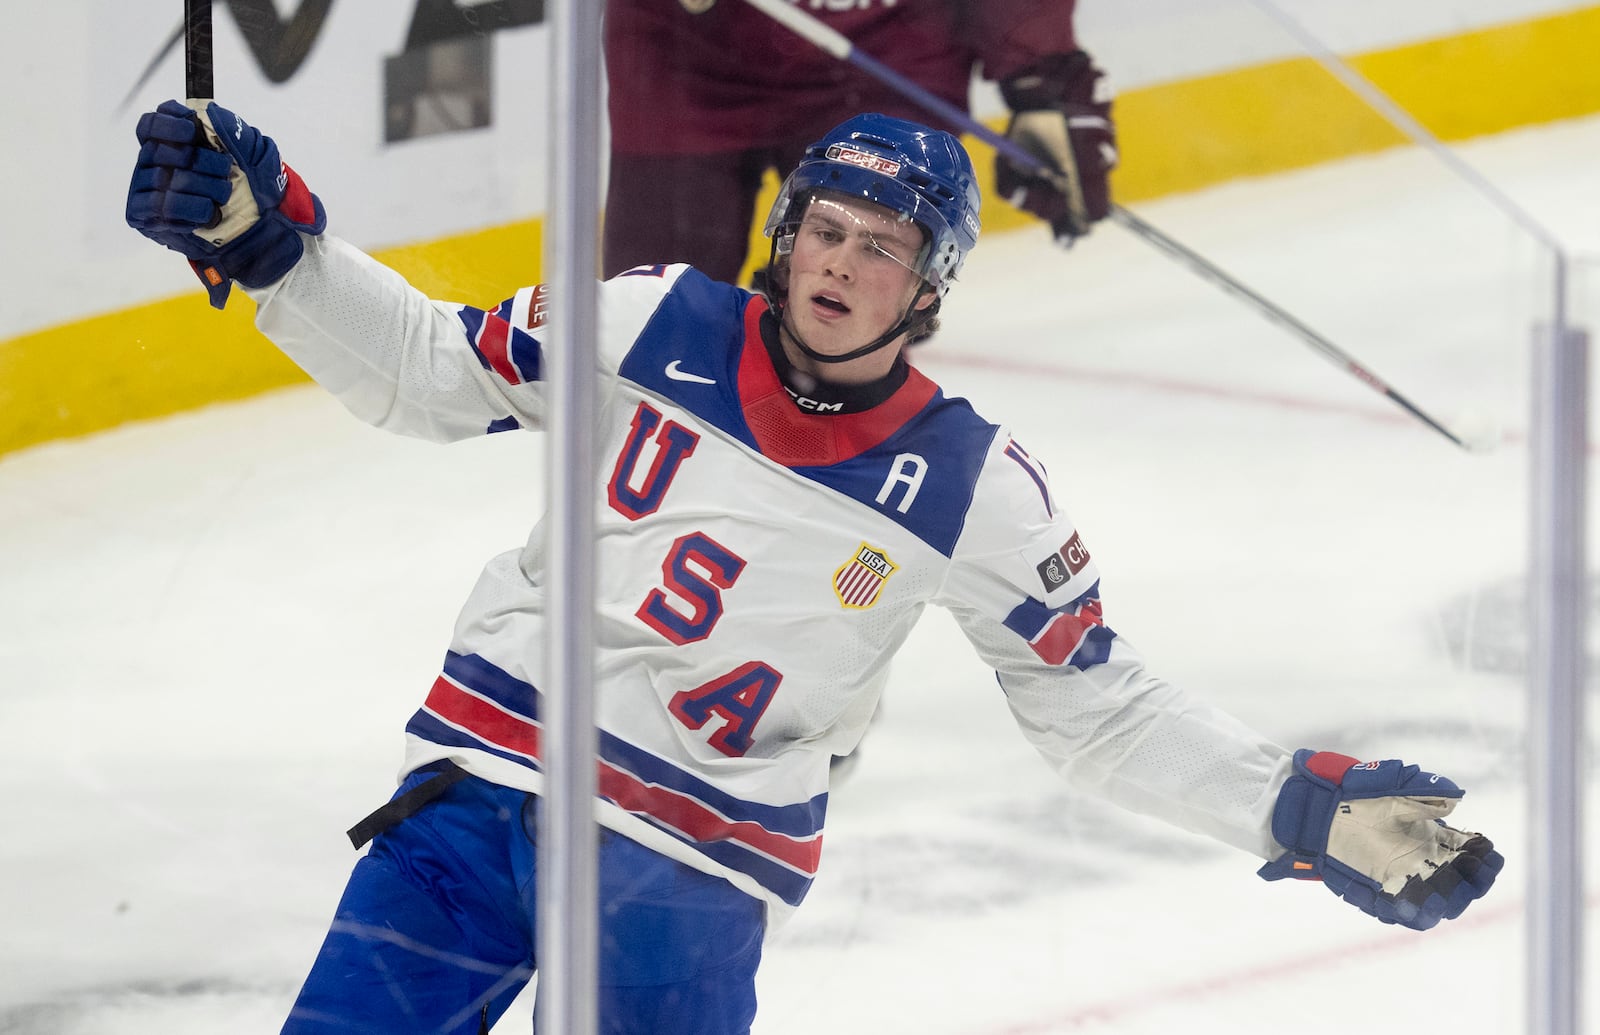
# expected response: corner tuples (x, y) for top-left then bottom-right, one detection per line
(736, 0), (1479, 452)
(182, 0), (229, 240)
(185, 0), (214, 102)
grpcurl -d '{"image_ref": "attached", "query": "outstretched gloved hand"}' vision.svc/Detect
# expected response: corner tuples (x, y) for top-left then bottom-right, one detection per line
(126, 99), (326, 308)
(996, 51), (1117, 246)
(1258, 749), (1503, 930)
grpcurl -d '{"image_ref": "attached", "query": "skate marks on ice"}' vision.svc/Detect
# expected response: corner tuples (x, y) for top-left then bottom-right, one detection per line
(0, 979), (291, 1035)
(773, 788), (1226, 950)
(1436, 572), (1600, 679)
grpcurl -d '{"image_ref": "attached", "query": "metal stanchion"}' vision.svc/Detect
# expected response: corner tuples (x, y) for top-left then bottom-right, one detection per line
(539, 1), (603, 1033)
(1527, 282), (1587, 1035)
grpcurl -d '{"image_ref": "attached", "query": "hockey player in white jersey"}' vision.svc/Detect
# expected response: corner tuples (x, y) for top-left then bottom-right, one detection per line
(126, 102), (1501, 1034)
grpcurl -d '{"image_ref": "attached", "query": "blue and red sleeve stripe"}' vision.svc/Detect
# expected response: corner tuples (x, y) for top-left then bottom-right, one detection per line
(457, 300), (543, 386)
(1002, 584), (1116, 669)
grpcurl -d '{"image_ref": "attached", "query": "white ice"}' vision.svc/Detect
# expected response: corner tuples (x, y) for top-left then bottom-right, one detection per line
(3, 114), (1599, 1034)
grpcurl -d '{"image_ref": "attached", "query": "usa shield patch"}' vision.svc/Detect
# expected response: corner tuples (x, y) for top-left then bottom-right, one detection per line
(834, 543), (896, 610)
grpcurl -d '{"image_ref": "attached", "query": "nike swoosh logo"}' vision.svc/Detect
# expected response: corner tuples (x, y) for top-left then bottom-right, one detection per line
(665, 360), (717, 385)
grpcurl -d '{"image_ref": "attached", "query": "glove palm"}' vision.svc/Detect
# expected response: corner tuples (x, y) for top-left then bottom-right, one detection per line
(996, 51), (1117, 246)
(1259, 749), (1503, 930)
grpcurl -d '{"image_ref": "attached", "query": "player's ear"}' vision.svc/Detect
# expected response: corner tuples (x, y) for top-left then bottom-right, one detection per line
(913, 286), (938, 311)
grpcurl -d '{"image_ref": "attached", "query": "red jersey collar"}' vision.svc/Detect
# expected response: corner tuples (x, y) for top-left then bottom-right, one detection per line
(736, 295), (939, 468)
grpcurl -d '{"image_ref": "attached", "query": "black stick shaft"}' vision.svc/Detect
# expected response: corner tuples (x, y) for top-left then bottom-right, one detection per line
(185, 0), (214, 100)
(1108, 205), (1469, 449)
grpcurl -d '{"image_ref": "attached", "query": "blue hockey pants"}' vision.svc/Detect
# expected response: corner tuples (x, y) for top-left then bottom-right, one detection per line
(281, 766), (765, 1034)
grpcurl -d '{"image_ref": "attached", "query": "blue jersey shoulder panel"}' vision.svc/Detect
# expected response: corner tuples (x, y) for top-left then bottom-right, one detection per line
(795, 391), (997, 557)
(617, 268), (760, 449)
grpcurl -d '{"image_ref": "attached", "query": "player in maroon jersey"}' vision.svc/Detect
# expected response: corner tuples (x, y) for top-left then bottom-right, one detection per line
(603, 0), (1117, 282)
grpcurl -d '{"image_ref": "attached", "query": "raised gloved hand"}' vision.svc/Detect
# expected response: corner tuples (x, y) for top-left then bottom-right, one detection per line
(996, 51), (1117, 246)
(1258, 749), (1503, 930)
(126, 99), (326, 309)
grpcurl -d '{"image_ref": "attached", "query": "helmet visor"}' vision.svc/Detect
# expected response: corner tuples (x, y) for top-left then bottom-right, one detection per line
(765, 163), (961, 289)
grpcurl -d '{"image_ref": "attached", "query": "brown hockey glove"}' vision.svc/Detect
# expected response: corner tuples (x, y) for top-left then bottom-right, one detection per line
(997, 51), (1117, 246)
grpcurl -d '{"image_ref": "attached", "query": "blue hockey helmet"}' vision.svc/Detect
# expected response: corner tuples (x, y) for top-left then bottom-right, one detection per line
(763, 113), (982, 297)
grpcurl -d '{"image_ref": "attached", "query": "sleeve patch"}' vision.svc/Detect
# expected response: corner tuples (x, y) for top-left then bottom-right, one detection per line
(1033, 530), (1092, 595)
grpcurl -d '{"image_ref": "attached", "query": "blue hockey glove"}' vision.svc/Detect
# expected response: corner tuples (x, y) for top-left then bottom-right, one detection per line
(126, 99), (326, 309)
(997, 51), (1117, 246)
(1258, 749), (1503, 930)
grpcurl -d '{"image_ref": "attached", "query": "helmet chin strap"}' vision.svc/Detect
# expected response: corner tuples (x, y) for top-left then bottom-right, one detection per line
(780, 302), (918, 365)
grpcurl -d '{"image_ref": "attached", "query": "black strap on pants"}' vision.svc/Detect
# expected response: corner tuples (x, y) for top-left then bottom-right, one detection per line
(346, 760), (470, 849)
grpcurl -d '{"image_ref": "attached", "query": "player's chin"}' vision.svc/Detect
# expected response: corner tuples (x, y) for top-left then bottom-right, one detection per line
(804, 335), (862, 365)
(795, 313), (860, 354)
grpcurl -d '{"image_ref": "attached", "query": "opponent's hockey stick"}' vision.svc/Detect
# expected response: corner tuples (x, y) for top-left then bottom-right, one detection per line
(185, 0), (214, 102)
(736, 0), (1479, 452)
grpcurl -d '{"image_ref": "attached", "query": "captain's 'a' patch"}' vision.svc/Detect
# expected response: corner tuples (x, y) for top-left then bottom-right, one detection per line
(834, 543), (896, 609)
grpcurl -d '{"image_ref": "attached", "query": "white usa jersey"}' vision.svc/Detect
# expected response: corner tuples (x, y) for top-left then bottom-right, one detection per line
(249, 238), (1292, 922)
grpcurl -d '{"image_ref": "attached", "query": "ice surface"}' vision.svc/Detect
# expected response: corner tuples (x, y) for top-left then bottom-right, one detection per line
(3, 115), (1599, 1033)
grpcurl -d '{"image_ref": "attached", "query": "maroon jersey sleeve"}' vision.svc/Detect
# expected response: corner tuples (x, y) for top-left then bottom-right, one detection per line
(607, 0), (1078, 157)
(962, 0), (1080, 82)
